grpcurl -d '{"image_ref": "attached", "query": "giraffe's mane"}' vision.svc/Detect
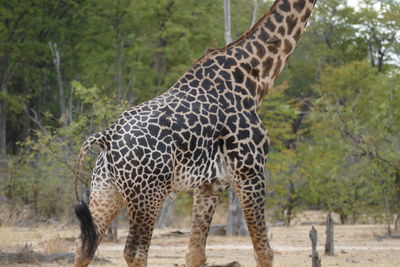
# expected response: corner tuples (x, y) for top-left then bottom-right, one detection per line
(195, 0), (280, 65)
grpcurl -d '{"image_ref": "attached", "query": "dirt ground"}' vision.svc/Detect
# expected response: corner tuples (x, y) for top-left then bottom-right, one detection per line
(1, 212), (400, 267)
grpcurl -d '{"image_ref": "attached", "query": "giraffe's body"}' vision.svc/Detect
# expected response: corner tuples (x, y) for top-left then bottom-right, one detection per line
(74, 1), (317, 266)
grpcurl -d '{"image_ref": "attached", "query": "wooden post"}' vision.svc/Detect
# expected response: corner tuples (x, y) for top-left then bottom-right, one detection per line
(325, 211), (334, 256)
(309, 226), (321, 267)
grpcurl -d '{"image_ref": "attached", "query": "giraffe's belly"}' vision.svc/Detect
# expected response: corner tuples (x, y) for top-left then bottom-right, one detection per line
(170, 145), (230, 192)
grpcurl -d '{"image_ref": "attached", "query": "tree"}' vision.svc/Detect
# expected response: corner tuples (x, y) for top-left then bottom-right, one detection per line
(0, 1), (34, 155)
(297, 61), (400, 226)
(356, 0), (400, 72)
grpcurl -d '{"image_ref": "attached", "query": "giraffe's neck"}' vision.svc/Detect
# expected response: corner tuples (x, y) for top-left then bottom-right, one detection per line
(198, 0), (317, 109)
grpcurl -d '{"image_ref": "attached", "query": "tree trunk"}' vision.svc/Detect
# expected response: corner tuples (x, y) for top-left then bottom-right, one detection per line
(383, 182), (393, 235)
(0, 8), (28, 156)
(368, 43), (376, 69)
(285, 180), (296, 226)
(117, 36), (124, 101)
(49, 42), (67, 126)
(223, 0), (247, 236)
(251, 0), (258, 27)
(226, 189), (248, 236)
(105, 216), (118, 242)
(66, 85), (74, 124)
(309, 226), (321, 267)
(0, 101), (6, 156)
(155, 195), (176, 228)
(224, 0), (233, 44)
(393, 171), (400, 233)
(0, 96), (6, 179)
(153, 1), (174, 88)
(0, 48), (11, 156)
(325, 211), (334, 256)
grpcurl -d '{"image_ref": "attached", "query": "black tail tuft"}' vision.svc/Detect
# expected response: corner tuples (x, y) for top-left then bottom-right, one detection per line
(75, 201), (97, 259)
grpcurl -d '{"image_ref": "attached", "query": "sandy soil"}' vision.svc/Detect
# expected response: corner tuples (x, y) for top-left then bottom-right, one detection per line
(1, 219), (400, 267)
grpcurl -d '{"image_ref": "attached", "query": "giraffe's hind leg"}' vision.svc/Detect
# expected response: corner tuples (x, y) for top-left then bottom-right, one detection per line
(186, 184), (221, 267)
(74, 155), (123, 267)
(234, 175), (273, 267)
(123, 192), (166, 267)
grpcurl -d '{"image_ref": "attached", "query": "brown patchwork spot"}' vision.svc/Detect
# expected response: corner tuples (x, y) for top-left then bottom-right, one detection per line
(246, 78), (257, 97)
(286, 15), (298, 35)
(273, 10), (284, 23)
(250, 58), (260, 67)
(272, 57), (283, 79)
(245, 42), (253, 54)
(253, 41), (266, 58)
(233, 68), (244, 83)
(258, 84), (269, 104)
(234, 48), (250, 60)
(258, 28), (270, 42)
(265, 17), (276, 32)
(283, 39), (293, 54)
(251, 68), (259, 78)
(279, 0), (291, 12)
(278, 26), (285, 36)
(294, 28), (302, 41)
(262, 57), (274, 78)
(240, 62), (252, 74)
(301, 8), (312, 22)
(293, 0), (306, 13)
(267, 45), (278, 54)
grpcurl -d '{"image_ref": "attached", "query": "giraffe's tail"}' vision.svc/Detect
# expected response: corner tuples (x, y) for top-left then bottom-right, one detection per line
(74, 131), (107, 260)
(74, 131), (107, 202)
(75, 201), (97, 259)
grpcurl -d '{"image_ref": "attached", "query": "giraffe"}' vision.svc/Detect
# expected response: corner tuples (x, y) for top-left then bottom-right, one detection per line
(73, 0), (317, 266)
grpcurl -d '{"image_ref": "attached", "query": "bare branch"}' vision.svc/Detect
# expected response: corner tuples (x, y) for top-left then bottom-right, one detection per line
(224, 0), (232, 44)
(24, 107), (47, 134)
(49, 42), (66, 125)
(117, 37), (124, 101)
(337, 110), (400, 172)
(251, 0), (258, 27)
(67, 85), (74, 123)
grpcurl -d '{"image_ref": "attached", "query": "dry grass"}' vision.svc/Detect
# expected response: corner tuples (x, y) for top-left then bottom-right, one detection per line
(0, 204), (37, 227)
(0, 225), (78, 253)
(41, 236), (73, 254)
(0, 228), (40, 252)
(1, 211), (400, 266)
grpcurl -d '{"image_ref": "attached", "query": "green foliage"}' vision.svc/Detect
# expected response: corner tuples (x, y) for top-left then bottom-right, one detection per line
(1, 83), (128, 219)
(3, 132), (75, 218)
(295, 61), (400, 223)
(174, 192), (193, 216)
(355, 0), (400, 72)
(0, 0), (399, 225)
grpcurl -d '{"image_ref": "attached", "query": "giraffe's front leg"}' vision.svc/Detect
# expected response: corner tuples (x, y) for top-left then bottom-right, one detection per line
(186, 185), (220, 267)
(234, 175), (273, 267)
